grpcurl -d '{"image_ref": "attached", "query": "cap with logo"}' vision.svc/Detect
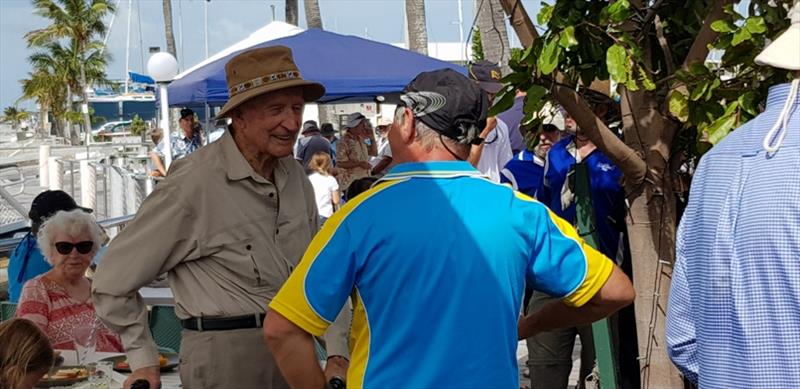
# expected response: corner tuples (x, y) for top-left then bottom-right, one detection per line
(468, 60), (504, 94)
(400, 68), (488, 145)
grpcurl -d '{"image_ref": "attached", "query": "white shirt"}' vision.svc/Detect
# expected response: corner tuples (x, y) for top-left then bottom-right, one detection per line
(477, 118), (514, 183)
(308, 172), (339, 217)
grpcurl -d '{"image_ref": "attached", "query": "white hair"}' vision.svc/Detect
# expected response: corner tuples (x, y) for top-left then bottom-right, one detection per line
(37, 209), (104, 264)
(394, 106), (469, 158)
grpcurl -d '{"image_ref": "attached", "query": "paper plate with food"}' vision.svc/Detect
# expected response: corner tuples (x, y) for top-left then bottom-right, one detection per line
(101, 353), (179, 372)
(35, 366), (89, 387)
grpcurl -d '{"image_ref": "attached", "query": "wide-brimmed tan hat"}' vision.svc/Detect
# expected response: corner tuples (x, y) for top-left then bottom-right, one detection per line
(755, 2), (800, 70)
(216, 46), (325, 118)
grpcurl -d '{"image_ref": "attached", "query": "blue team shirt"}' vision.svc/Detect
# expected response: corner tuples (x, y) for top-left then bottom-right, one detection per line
(540, 136), (624, 258)
(270, 161), (614, 388)
(501, 149), (545, 198)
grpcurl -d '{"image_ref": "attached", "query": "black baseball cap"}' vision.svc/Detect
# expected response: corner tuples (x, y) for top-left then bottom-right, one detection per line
(400, 68), (488, 145)
(28, 190), (92, 234)
(468, 60), (503, 94)
(180, 108), (195, 120)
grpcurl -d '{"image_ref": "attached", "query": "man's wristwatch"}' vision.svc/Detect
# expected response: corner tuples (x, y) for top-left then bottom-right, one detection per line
(327, 376), (346, 389)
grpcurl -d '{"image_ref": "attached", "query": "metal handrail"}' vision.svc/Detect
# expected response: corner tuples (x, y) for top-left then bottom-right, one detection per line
(0, 143), (151, 152)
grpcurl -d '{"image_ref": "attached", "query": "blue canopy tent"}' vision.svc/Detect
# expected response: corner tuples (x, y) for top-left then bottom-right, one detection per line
(167, 28), (466, 106)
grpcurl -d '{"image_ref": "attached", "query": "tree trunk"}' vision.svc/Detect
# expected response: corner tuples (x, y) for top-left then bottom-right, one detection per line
(162, 0), (177, 59)
(286, 0), (299, 26)
(303, 0), (322, 29)
(78, 63), (92, 146)
(476, 0), (511, 74)
(620, 90), (684, 389)
(405, 0), (428, 55)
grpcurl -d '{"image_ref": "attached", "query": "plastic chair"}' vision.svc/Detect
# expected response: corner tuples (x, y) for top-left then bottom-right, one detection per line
(149, 305), (182, 353)
(0, 302), (17, 322)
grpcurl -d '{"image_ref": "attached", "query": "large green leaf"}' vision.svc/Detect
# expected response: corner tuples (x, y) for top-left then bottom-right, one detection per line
(669, 92), (690, 122)
(558, 26), (578, 50)
(731, 28), (752, 46)
(606, 44), (628, 84)
(738, 91), (758, 116)
(523, 85), (549, 119)
(744, 17), (767, 34)
(705, 78), (721, 101)
(538, 3), (554, 26)
(690, 80), (710, 101)
(711, 20), (736, 33)
(488, 86), (517, 117)
(602, 0), (631, 23)
(707, 102), (739, 144)
(638, 67), (656, 91)
(538, 38), (561, 75)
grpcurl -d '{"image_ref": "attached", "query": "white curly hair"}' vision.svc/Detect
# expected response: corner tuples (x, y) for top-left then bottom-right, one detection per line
(37, 209), (103, 264)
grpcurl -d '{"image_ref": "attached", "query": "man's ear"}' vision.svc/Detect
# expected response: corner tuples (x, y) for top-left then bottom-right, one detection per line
(397, 108), (416, 144)
(230, 109), (245, 132)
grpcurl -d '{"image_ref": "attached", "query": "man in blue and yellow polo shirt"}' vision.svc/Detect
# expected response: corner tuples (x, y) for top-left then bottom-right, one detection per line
(264, 69), (635, 389)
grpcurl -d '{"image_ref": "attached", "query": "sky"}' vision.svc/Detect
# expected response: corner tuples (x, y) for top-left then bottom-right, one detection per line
(0, 0), (541, 110)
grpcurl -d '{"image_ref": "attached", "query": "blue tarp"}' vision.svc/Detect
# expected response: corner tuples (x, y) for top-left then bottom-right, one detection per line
(167, 29), (465, 106)
(129, 72), (155, 85)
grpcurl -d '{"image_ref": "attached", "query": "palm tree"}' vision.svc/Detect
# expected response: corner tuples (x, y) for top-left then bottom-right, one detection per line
(304, 0), (323, 29)
(476, 0), (511, 73)
(1, 107), (31, 130)
(20, 69), (67, 138)
(25, 40), (110, 143)
(286, 0), (299, 26)
(405, 0), (428, 55)
(26, 0), (115, 145)
(162, 0), (177, 58)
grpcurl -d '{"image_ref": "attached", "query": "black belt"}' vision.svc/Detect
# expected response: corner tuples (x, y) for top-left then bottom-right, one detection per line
(181, 313), (266, 331)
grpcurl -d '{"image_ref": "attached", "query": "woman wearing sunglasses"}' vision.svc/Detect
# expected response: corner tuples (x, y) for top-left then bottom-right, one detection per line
(15, 209), (123, 353)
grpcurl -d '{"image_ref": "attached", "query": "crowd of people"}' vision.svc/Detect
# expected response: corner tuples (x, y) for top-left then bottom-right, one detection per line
(1, 10), (798, 388)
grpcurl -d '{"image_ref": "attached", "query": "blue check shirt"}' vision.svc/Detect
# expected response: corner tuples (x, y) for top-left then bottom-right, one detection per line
(666, 82), (800, 388)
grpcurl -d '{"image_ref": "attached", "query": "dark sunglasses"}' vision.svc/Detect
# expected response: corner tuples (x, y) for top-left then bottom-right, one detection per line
(54, 241), (94, 255)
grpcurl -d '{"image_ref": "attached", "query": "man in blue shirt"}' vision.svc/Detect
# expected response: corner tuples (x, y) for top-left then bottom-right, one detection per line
(149, 108), (203, 176)
(666, 6), (800, 387)
(264, 69), (635, 389)
(501, 123), (562, 198)
(530, 92), (627, 389)
(7, 190), (91, 302)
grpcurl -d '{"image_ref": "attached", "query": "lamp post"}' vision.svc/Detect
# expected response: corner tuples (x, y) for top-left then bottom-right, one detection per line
(147, 51), (179, 170)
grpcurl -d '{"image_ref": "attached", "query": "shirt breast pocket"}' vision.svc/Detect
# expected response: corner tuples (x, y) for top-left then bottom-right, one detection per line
(204, 234), (274, 288)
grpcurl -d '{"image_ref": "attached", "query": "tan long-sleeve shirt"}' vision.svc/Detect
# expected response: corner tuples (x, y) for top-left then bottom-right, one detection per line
(92, 130), (345, 370)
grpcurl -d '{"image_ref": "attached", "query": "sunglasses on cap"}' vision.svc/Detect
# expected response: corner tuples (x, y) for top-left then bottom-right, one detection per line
(54, 241), (94, 255)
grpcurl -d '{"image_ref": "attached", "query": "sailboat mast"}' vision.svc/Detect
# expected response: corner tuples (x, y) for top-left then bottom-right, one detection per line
(124, 0), (133, 94)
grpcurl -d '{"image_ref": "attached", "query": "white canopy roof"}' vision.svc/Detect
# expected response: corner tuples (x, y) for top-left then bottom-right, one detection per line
(174, 21), (305, 80)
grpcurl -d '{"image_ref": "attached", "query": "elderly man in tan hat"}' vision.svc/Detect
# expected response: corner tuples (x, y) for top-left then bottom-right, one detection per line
(92, 46), (349, 389)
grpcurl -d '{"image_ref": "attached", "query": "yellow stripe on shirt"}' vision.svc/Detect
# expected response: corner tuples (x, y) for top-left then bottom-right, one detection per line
(544, 208), (614, 307)
(513, 191), (614, 307)
(269, 180), (404, 336)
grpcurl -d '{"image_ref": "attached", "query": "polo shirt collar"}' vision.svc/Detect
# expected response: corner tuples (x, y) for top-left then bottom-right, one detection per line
(380, 161), (488, 181)
(221, 130), (288, 184)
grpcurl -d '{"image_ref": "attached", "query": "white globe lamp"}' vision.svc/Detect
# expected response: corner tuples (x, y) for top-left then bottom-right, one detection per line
(147, 51), (179, 170)
(147, 52), (179, 83)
